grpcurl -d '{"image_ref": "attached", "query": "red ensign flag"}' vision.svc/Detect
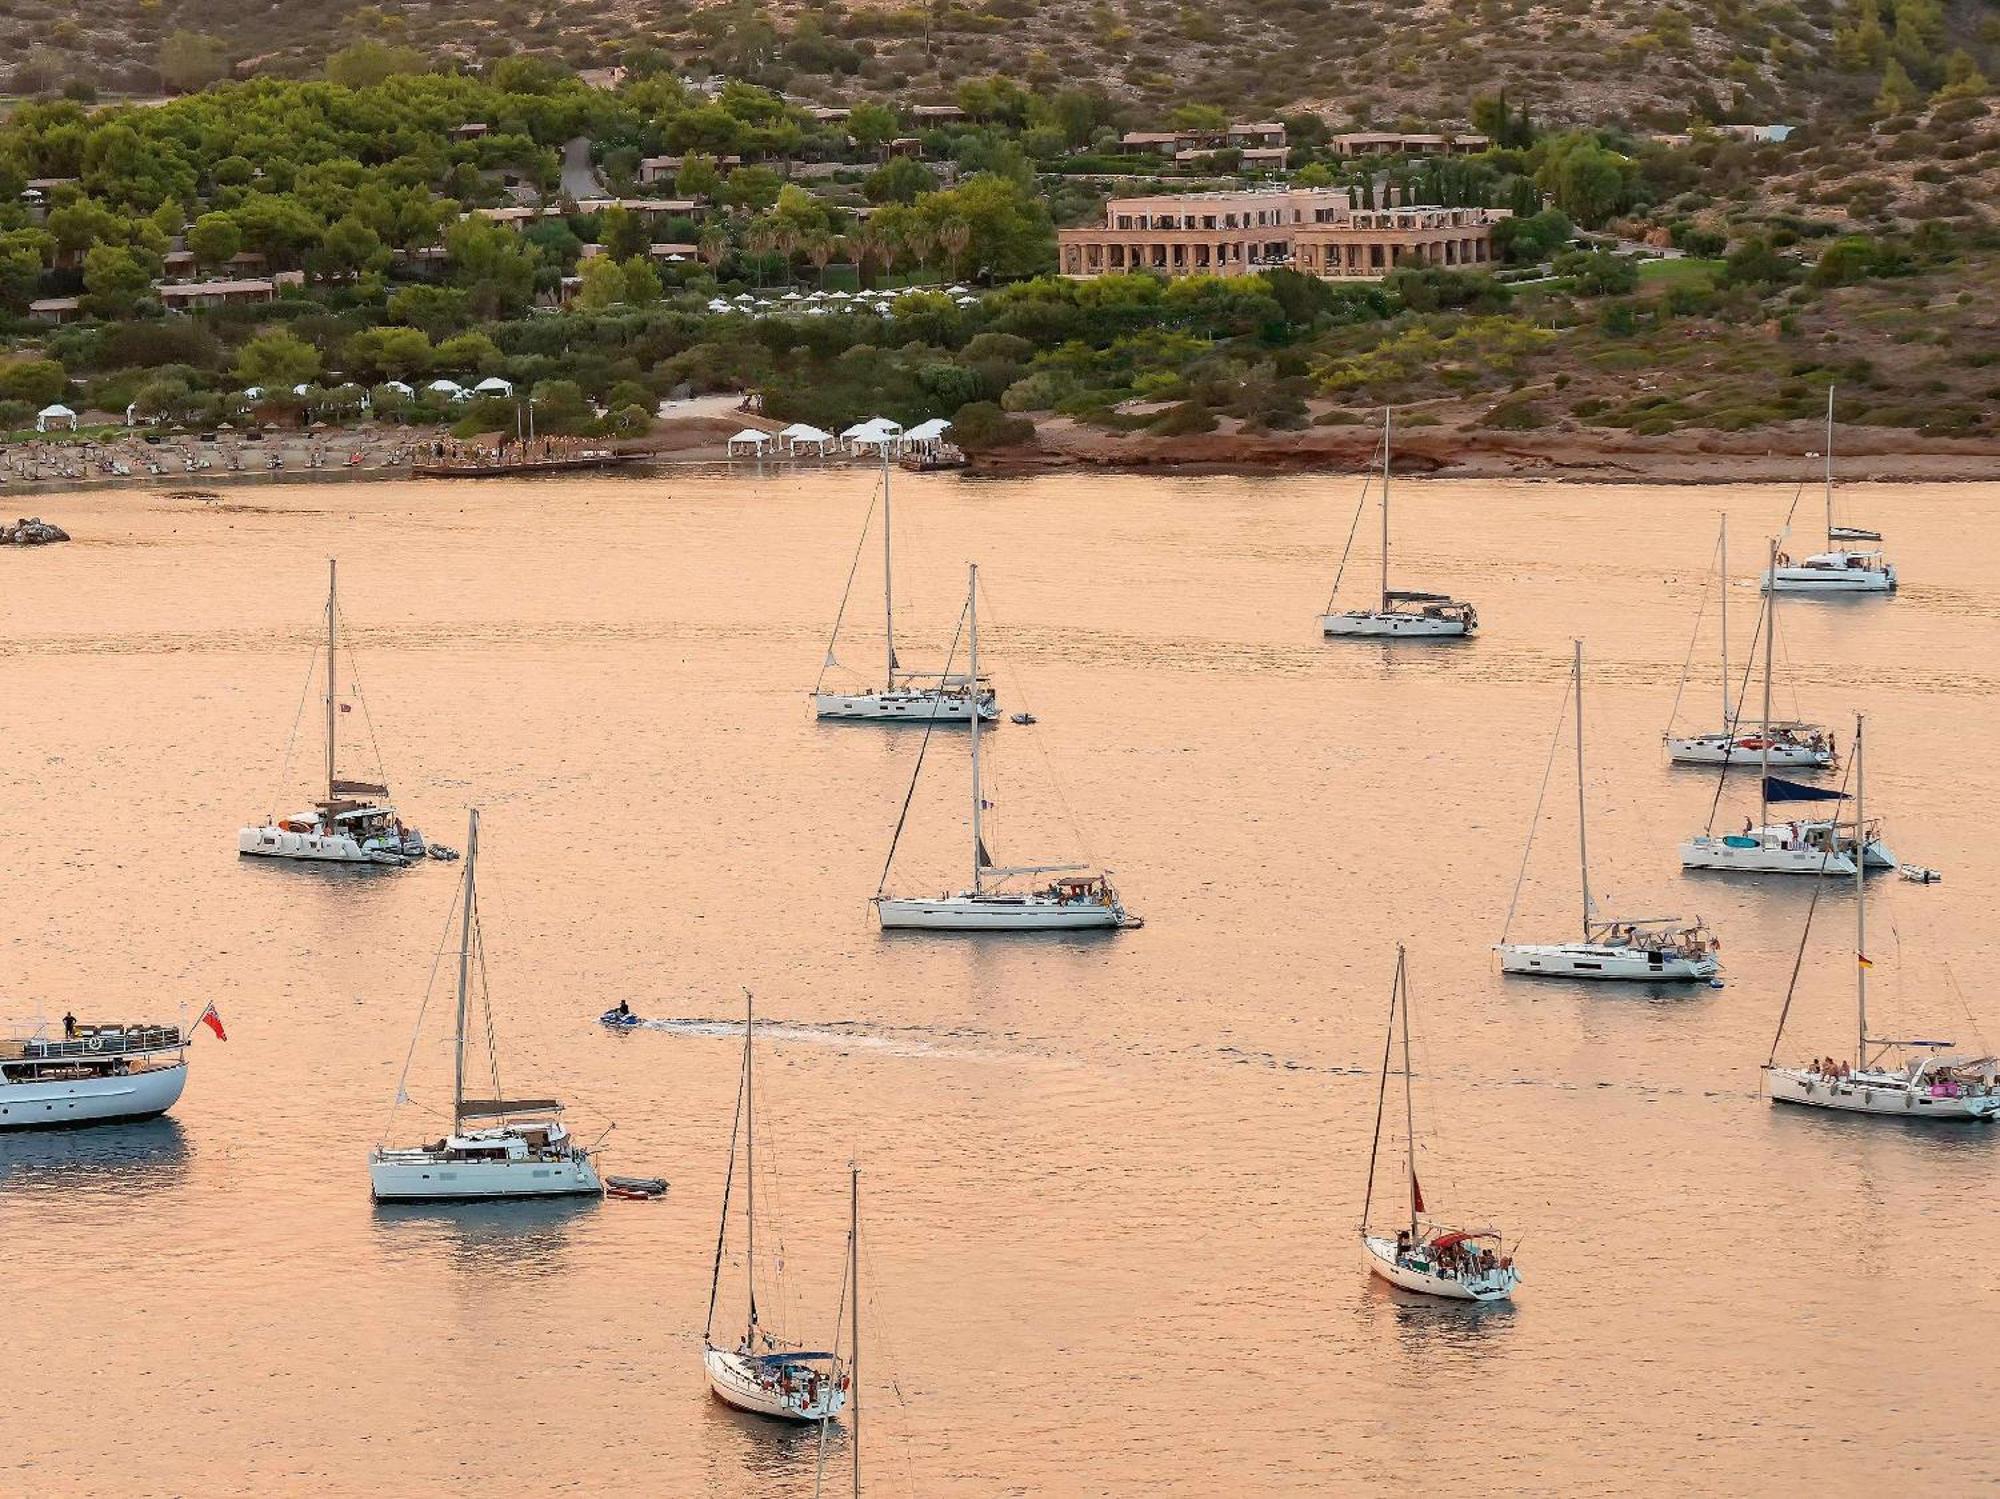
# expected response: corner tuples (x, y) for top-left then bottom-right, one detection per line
(196, 1003), (227, 1041)
(1412, 1173), (1425, 1215)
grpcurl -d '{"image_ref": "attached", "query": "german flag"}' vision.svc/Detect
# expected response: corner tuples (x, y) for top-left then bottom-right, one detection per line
(1857, 952), (1875, 969)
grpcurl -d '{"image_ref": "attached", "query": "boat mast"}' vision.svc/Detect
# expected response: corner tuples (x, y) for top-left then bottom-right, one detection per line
(881, 446), (897, 685)
(1760, 537), (1775, 833)
(452, 807), (478, 1124)
(850, 1160), (861, 1498)
(325, 558), (338, 803)
(1824, 384), (1835, 545)
(745, 988), (758, 1338)
(1854, 714), (1867, 1069)
(1379, 406), (1392, 612)
(968, 564), (984, 897)
(1573, 640), (1592, 938)
(1718, 516), (1730, 730)
(1398, 945), (1417, 1243)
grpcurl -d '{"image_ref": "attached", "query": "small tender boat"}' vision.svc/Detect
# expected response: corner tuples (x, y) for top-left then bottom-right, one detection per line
(1010, 712), (1037, 726)
(605, 1175), (668, 1199)
(1320, 408), (1477, 640)
(1899, 864), (1942, 884)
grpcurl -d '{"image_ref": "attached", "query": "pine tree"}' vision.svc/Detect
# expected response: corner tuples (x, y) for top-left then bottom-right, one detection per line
(1875, 56), (1923, 113)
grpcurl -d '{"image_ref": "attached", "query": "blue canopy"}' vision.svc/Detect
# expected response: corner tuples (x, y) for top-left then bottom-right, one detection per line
(751, 1350), (836, 1367)
(1764, 776), (1849, 803)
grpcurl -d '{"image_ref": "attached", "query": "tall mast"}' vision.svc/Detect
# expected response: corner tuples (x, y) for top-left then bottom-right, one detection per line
(1380, 406), (1392, 611)
(968, 564), (984, 896)
(745, 988), (757, 1335)
(1573, 640), (1592, 938)
(325, 558), (338, 803)
(1398, 945), (1418, 1243)
(1718, 516), (1730, 729)
(452, 807), (478, 1122)
(1854, 714), (1867, 1068)
(1760, 537), (1775, 833)
(850, 1161), (861, 1498)
(1824, 384), (1835, 544)
(881, 446), (896, 684)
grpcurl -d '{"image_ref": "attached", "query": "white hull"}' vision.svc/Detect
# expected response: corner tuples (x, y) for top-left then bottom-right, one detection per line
(703, 1347), (846, 1422)
(1681, 827), (1892, 876)
(369, 1152), (602, 1201)
(1495, 941), (1718, 982)
(875, 894), (1127, 931)
(0, 1060), (188, 1130)
(1768, 1067), (2000, 1121)
(1362, 1235), (1517, 1302)
(1762, 563), (1895, 594)
(239, 825), (409, 865)
(1666, 735), (1832, 769)
(814, 689), (997, 723)
(1320, 611), (1470, 639)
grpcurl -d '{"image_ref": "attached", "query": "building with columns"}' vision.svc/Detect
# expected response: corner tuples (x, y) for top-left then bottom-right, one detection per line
(1056, 189), (1508, 281)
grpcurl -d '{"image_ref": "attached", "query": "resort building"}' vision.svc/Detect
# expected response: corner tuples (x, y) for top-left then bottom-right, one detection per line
(1330, 132), (1490, 156)
(1056, 189), (1508, 281)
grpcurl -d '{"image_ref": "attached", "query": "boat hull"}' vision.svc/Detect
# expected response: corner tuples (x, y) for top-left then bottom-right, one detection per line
(239, 825), (409, 865)
(1666, 735), (1832, 769)
(875, 895), (1127, 931)
(813, 689), (997, 722)
(1362, 1236), (1517, 1302)
(1681, 827), (1892, 876)
(0, 1059), (188, 1130)
(1495, 942), (1718, 982)
(1768, 1068), (2000, 1121)
(702, 1347), (846, 1422)
(1762, 564), (1896, 594)
(1320, 611), (1470, 639)
(368, 1152), (602, 1201)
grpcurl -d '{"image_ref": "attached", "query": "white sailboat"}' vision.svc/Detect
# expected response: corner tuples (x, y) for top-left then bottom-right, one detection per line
(1498, 641), (1720, 983)
(1665, 515), (1835, 768)
(703, 992), (850, 1422)
(1764, 716), (1999, 1120)
(1320, 407), (1477, 639)
(813, 1163), (865, 1499)
(814, 449), (998, 723)
(239, 559), (427, 866)
(874, 564), (1137, 932)
(369, 810), (603, 1201)
(1359, 947), (1520, 1302)
(1762, 387), (1896, 594)
(1682, 539), (1894, 876)
(1, 1008), (217, 1129)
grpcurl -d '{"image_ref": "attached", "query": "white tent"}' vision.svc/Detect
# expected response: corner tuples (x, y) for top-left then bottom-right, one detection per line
(844, 417), (903, 454)
(35, 403), (77, 432)
(427, 379), (469, 400)
(778, 421), (833, 455)
(241, 386), (265, 400)
(381, 380), (416, 396)
(473, 377), (514, 396)
(727, 428), (773, 455)
(903, 417), (951, 449)
(292, 383), (315, 396)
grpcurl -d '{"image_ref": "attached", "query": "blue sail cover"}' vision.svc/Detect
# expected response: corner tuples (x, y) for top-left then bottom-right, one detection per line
(1763, 776), (1849, 803)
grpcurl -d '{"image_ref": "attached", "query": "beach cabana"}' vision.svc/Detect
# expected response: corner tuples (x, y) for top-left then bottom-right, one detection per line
(35, 403), (77, 432)
(426, 379), (470, 401)
(381, 380), (416, 397)
(473, 377), (514, 397)
(778, 422), (833, 456)
(727, 428), (774, 456)
(903, 417), (951, 454)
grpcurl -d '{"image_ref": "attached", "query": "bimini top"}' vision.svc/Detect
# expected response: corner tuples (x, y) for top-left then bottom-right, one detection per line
(1427, 1229), (1500, 1251)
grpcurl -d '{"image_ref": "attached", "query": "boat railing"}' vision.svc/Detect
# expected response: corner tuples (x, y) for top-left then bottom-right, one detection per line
(12, 1024), (185, 1060)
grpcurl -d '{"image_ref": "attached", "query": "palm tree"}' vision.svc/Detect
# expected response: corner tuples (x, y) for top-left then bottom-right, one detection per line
(697, 225), (728, 277)
(848, 224), (881, 288)
(806, 230), (837, 287)
(938, 218), (971, 280)
(904, 223), (935, 280)
(746, 221), (777, 288)
(773, 225), (799, 285)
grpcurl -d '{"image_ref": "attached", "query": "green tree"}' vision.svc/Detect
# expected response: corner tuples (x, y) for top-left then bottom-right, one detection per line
(598, 205), (651, 262)
(235, 329), (322, 389)
(314, 216), (388, 279)
(865, 155), (937, 204)
(1876, 56), (1923, 113)
(81, 244), (153, 316)
(621, 256), (662, 305)
(434, 332), (503, 375)
(444, 219), (538, 318)
(848, 102), (900, 155)
(327, 40), (427, 88)
(719, 165), (783, 211)
(675, 154), (722, 200)
(0, 359), (69, 407)
(159, 31), (229, 93)
(574, 255), (628, 310)
(345, 326), (434, 381)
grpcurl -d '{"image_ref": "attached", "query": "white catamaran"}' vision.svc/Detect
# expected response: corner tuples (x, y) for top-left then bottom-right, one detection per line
(1762, 387), (1897, 594)
(874, 564), (1137, 932)
(1360, 947), (1520, 1302)
(239, 559), (427, 866)
(1320, 407), (1477, 639)
(1665, 515), (1835, 768)
(1682, 540), (1894, 876)
(1498, 641), (1720, 983)
(814, 450), (998, 723)
(369, 810), (603, 1201)
(703, 992), (850, 1422)
(1764, 716), (1999, 1120)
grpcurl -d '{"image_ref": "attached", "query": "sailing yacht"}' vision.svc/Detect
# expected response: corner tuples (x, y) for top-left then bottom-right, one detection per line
(814, 449), (998, 723)
(1498, 642), (1720, 983)
(238, 559), (427, 866)
(369, 810), (603, 1201)
(874, 565), (1137, 932)
(1682, 540), (1893, 876)
(1359, 947), (1520, 1302)
(1762, 387), (1896, 594)
(1319, 408), (1477, 639)
(1665, 516), (1835, 769)
(1764, 717), (1999, 1120)
(703, 993), (850, 1422)
(814, 1164), (866, 1499)
(1, 1008), (218, 1129)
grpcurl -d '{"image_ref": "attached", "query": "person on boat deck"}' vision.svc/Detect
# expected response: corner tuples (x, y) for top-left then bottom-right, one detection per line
(1395, 1228), (1411, 1257)
(62, 1010), (76, 1040)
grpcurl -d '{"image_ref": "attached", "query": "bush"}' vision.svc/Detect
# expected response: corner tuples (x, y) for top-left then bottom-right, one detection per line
(1479, 397), (1549, 430)
(1149, 400), (1218, 435)
(951, 400), (1036, 451)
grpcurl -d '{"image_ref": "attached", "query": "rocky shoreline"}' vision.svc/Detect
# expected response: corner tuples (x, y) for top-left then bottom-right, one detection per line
(3, 516), (69, 544)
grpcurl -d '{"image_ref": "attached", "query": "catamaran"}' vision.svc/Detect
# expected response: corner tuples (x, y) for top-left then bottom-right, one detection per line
(369, 810), (603, 1201)
(239, 559), (427, 866)
(1763, 717), (1999, 1120)
(1762, 387), (1896, 594)
(874, 564), (1137, 932)
(1359, 947), (1520, 1302)
(1682, 540), (1893, 876)
(1320, 407), (1477, 639)
(703, 992), (850, 1422)
(1, 1004), (221, 1130)
(1498, 641), (1720, 982)
(1665, 515), (1835, 768)
(814, 449), (998, 723)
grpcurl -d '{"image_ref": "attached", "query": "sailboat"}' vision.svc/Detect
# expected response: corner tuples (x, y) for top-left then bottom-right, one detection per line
(814, 449), (999, 723)
(1762, 387), (1897, 594)
(813, 1163), (865, 1499)
(369, 810), (603, 1201)
(1319, 407), (1477, 639)
(874, 564), (1137, 932)
(238, 559), (427, 866)
(1764, 717), (1999, 1119)
(703, 992), (850, 1422)
(1359, 947), (1520, 1302)
(1665, 515), (1835, 768)
(1498, 641), (1720, 982)
(1681, 539), (1894, 876)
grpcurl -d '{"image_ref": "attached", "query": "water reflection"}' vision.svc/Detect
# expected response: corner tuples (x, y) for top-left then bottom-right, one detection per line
(699, 1390), (844, 1486)
(0, 1116), (190, 1195)
(370, 1194), (597, 1274)
(1364, 1274), (1519, 1356)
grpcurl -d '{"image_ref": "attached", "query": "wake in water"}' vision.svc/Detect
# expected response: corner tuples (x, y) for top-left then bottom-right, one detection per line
(601, 1013), (1013, 1063)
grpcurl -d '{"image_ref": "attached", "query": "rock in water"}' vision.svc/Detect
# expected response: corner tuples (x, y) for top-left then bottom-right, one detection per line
(3, 517), (70, 545)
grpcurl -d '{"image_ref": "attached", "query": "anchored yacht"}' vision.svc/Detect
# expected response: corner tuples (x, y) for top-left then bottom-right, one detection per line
(1761, 387), (1897, 595)
(1320, 408), (1477, 639)
(0, 1009), (219, 1130)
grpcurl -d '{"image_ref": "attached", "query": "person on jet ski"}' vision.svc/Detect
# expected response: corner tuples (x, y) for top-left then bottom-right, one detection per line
(614, 999), (631, 1019)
